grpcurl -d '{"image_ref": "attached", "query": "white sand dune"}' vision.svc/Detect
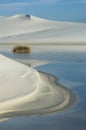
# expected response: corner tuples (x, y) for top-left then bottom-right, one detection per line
(0, 15), (77, 118)
(0, 14), (86, 44)
(0, 55), (75, 118)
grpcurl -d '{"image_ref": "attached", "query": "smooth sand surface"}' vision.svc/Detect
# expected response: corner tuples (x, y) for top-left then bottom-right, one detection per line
(0, 14), (86, 44)
(0, 55), (76, 119)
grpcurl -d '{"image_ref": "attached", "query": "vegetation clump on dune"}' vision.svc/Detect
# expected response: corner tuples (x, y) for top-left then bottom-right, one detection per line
(13, 45), (31, 53)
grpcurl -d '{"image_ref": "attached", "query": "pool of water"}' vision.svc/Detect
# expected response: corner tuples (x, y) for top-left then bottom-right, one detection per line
(0, 45), (86, 130)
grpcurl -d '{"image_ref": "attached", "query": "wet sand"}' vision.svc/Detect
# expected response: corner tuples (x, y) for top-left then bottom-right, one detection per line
(0, 71), (77, 119)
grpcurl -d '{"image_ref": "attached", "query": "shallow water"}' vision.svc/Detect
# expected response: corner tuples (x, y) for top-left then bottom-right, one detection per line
(0, 45), (86, 130)
(1, 45), (86, 63)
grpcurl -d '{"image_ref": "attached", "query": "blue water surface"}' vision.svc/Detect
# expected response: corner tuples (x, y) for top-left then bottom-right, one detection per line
(0, 45), (86, 130)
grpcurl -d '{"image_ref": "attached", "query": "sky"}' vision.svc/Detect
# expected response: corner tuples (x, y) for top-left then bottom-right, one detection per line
(0, 0), (86, 23)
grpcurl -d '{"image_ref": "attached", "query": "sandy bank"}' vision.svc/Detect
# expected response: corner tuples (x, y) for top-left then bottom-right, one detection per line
(0, 55), (76, 119)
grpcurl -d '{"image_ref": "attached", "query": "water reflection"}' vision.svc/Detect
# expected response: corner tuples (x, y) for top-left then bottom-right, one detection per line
(0, 45), (86, 130)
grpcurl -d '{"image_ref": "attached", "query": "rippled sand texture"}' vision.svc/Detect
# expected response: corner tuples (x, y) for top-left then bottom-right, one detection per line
(0, 54), (76, 119)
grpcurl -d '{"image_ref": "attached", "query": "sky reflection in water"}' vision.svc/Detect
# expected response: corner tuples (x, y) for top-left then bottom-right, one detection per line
(0, 45), (86, 130)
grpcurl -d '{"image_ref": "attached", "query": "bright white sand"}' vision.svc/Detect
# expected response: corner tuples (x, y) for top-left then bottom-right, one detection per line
(0, 14), (78, 118)
(0, 14), (86, 44)
(0, 55), (75, 118)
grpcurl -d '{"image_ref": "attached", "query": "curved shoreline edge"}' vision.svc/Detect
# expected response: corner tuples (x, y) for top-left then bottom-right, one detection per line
(0, 71), (77, 119)
(38, 71), (77, 114)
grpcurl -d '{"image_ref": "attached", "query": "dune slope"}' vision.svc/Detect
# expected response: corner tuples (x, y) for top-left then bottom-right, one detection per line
(0, 55), (75, 118)
(0, 14), (86, 44)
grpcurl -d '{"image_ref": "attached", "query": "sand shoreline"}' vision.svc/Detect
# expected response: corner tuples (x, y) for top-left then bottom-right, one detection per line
(0, 54), (77, 120)
(0, 71), (77, 119)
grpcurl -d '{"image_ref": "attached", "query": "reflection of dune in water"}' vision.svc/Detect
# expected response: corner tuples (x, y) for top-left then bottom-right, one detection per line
(0, 55), (76, 119)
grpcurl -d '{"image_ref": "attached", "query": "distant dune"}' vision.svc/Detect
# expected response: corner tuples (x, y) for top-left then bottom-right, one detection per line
(0, 14), (86, 44)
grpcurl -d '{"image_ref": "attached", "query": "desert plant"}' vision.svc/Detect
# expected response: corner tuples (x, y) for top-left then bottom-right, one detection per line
(13, 45), (31, 53)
